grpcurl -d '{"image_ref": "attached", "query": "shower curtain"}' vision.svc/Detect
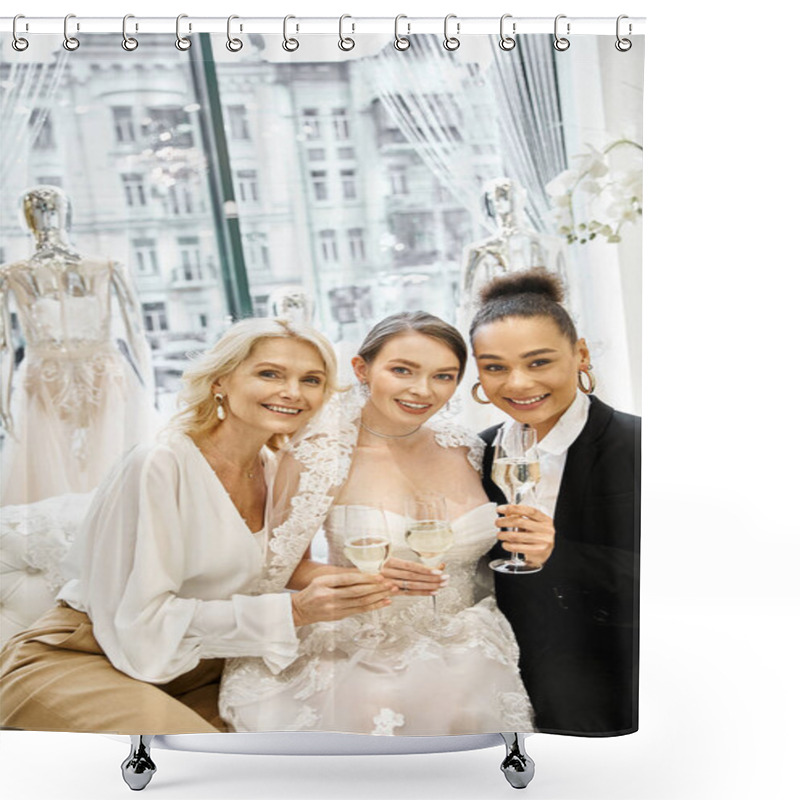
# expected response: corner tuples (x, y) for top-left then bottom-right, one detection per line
(0, 24), (643, 739)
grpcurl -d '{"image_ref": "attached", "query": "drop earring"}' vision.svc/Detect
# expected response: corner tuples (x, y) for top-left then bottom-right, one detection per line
(214, 392), (226, 420)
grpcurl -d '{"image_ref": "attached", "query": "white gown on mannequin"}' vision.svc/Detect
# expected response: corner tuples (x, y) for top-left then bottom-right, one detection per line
(218, 389), (534, 736)
(0, 258), (158, 505)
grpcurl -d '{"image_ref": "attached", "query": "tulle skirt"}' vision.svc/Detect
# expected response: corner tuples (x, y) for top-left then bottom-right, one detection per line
(1, 347), (158, 505)
(220, 596), (534, 736)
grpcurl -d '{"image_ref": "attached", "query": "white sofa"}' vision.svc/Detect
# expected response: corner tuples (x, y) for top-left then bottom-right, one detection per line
(0, 492), (94, 647)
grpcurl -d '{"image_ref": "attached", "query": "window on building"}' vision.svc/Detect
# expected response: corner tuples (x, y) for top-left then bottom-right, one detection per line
(122, 174), (147, 207)
(112, 106), (136, 143)
(30, 109), (55, 150)
(319, 230), (339, 263)
(142, 302), (169, 332)
(245, 232), (271, 274)
(227, 105), (251, 140)
(168, 182), (196, 215)
(347, 228), (366, 261)
(307, 148), (326, 162)
(132, 238), (159, 276)
(301, 109), (321, 141)
(389, 166), (409, 195)
(177, 236), (204, 281)
(337, 146), (356, 160)
(311, 170), (329, 202)
(142, 106), (193, 148)
(35, 176), (63, 188)
(340, 169), (357, 201)
(332, 108), (350, 141)
(236, 170), (260, 203)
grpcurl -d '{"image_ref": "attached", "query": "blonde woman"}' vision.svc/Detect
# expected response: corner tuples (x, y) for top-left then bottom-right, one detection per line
(0, 318), (393, 734)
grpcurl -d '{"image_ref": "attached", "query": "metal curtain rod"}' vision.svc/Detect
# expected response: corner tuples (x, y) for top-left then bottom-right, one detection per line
(0, 15), (646, 36)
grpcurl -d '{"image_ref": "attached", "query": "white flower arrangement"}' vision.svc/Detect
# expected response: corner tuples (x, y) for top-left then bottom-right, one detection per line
(546, 138), (643, 245)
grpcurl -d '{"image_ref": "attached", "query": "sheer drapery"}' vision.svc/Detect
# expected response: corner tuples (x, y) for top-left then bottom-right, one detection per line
(0, 51), (68, 186)
(368, 35), (567, 235)
(367, 35), (502, 232)
(487, 35), (569, 233)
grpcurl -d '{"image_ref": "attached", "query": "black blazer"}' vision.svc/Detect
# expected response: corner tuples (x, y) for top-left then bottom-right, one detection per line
(481, 395), (640, 736)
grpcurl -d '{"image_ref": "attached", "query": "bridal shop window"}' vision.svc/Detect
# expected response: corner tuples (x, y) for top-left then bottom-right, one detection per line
(1, 32), (642, 413)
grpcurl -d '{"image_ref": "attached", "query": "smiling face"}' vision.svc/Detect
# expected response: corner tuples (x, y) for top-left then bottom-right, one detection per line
(472, 315), (590, 439)
(213, 337), (328, 441)
(353, 331), (461, 435)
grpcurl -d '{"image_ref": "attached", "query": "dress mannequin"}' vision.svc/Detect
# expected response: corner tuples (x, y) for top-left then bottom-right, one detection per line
(462, 179), (550, 308)
(0, 186), (158, 504)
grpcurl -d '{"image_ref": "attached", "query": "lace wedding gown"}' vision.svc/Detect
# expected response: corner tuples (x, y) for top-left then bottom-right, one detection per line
(218, 390), (534, 736)
(0, 259), (158, 504)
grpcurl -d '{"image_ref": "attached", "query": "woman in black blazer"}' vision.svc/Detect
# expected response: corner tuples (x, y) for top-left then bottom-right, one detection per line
(470, 269), (640, 737)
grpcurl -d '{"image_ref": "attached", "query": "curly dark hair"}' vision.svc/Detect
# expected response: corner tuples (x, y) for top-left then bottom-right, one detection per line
(469, 268), (578, 345)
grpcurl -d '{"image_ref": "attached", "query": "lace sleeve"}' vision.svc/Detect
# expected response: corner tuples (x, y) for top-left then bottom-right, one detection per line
(429, 420), (486, 473)
(259, 388), (362, 592)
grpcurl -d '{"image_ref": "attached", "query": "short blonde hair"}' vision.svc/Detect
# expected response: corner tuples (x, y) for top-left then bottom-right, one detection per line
(171, 317), (340, 446)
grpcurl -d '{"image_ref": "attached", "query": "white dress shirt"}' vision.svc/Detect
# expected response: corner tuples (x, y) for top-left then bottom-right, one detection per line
(58, 430), (298, 684)
(503, 392), (590, 517)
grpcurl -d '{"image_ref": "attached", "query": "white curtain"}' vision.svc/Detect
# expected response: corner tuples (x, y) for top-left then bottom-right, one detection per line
(367, 35), (567, 234)
(0, 51), (69, 186)
(487, 35), (568, 232)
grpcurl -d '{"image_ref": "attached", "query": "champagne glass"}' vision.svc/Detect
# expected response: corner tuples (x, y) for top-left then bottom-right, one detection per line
(342, 503), (391, 645)
(489, 423), (543, 575)
(403, 492), (454, 619)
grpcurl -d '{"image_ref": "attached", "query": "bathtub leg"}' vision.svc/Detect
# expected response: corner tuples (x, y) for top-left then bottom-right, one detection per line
(500, 732), (535, 789)
(121, 735), (157, 791)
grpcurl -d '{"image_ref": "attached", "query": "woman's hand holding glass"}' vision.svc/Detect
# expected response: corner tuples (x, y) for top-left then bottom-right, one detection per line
(380, 556), (447, 596)
(494, 504), (555, 570)
(290, 571), (394, 626)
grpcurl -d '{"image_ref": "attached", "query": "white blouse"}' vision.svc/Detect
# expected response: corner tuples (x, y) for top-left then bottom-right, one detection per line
(58, 431), (298, 684)
(504, 391), (590, 516)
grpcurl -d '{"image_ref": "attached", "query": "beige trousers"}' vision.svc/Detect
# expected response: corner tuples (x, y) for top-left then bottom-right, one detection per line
(0, 605), (225, 733)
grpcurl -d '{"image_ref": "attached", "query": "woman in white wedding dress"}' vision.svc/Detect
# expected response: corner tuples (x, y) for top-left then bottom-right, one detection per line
(219, 312), (555, 736)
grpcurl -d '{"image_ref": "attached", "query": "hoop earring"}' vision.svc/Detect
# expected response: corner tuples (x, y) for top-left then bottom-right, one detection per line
(214, 392), (227, 420)
(471, 381), (492, 405)
(577, 366), (596, 395)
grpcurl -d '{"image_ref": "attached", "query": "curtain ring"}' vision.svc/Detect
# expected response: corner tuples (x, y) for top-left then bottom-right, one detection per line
(282, 15), (299, 52)
(553, 14), (570, 53)
(553, 14), (570, 51)
(122, 14), (138, 51)
(443, 14), (460, 51)
(615, 15), (632, 52)
(499, 13), (516, 51)
(176, 14), (191, 51)
(338, 14), (355, 51)
(12, 14), (29, 51)
(394, 14), (410, 50)
(63, 14), (80, 51)
(226, 15), (243, 52)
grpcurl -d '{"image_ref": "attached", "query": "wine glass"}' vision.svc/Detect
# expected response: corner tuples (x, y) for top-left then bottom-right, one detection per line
(342, 503), (392, 645)
(489, 423), (543, 575)
(403, 492), (454, 620)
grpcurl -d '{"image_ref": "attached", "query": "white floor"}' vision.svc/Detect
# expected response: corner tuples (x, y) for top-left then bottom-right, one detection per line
(3, 591), (797, 800)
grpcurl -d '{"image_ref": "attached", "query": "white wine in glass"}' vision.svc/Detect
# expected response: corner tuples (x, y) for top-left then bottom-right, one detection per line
(342, 504), (391, 645)
(343, 535), (391, 575)
(489, 423), (543, 575)
(404, 493), (453, 618)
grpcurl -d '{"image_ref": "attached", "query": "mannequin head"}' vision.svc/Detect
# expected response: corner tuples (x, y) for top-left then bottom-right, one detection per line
(483, 178), (526, 226)
(22, 185), (73, 242)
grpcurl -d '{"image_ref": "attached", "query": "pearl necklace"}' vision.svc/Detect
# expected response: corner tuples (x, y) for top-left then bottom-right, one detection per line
(359, 420), (422, 439)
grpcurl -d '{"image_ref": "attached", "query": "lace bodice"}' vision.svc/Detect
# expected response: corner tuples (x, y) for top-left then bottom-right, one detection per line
(326, 503), (497, 619)
(2, 259), (117, 351)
